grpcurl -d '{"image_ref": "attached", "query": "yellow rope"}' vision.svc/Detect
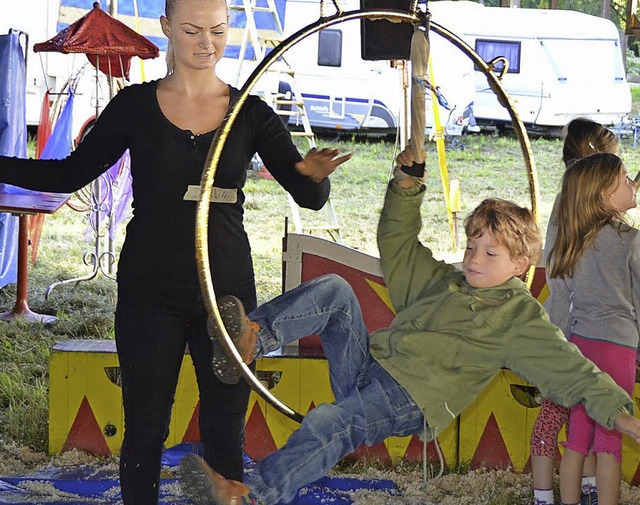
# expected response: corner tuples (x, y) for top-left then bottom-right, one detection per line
(427, 60), (456, 251)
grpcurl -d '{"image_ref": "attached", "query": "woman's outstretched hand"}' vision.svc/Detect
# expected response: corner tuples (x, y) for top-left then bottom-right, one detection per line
(295, 148), (353, 183)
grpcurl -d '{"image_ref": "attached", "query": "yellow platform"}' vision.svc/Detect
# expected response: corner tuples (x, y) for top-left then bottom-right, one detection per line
(47, 239), (640, 481)
(458, 370), (640, 484)
(49, 340), (457, 466)
(49, 339), (640, 482)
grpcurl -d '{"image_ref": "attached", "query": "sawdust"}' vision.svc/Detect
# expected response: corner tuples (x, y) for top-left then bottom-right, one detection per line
(2, 441), (640, 504)
(0, 439), (48, 476)
(340, 465), (640, 505)
(17, 479), (105, 503)
(48, 447), (119, 470)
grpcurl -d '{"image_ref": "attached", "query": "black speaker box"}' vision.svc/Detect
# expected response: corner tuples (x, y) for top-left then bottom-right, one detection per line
(360, 0), (414, 61)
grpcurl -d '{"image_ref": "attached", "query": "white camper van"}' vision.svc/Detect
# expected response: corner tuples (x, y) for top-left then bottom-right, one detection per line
(226, 0), (476, 136)
(7, 0), (632, 137)
(230, 0), (630, 135)
(428, 1), (631, 132)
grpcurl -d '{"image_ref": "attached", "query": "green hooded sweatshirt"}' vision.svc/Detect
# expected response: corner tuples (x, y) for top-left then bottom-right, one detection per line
(370, 182), (633, 441)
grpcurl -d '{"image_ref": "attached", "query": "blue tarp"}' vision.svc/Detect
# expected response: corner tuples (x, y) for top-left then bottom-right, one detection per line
(57, 0), (287, 58)
(0, 31), (26, 288)
(0, 445), (400, 504)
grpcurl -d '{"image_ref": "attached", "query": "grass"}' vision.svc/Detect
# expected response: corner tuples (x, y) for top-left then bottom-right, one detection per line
(1, 130), (640, 502)
(249, 131), (640, 303)
(631, 85), (640, 112)
(4, 131), (640, 448)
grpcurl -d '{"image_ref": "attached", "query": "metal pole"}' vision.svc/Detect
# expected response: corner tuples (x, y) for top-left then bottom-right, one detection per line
(105, 0), (117, 276)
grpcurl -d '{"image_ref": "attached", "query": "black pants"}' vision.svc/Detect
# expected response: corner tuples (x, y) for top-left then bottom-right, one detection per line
(115, 282), (254, 505)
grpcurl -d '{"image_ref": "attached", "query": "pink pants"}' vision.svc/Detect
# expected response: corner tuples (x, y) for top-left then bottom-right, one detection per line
(562, 334), (636, 463)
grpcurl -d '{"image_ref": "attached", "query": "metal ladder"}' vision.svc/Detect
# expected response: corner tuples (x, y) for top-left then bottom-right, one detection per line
(229, 0), (342, 242)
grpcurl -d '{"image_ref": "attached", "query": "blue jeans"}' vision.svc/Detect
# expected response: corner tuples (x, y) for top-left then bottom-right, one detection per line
(246, 274), (424, 505)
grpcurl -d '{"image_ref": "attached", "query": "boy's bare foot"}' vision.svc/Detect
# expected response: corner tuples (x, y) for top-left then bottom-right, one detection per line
(179, 454), (251, 505)
(209, 295), (259, 384)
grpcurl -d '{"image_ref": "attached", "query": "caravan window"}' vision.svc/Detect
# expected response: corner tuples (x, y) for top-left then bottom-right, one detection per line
(475, 39), (521, 74)
(318, 29), (342, 67)
(540, 39), (625, 83)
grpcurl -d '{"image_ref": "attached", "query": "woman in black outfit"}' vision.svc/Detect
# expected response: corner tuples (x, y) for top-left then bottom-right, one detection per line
(0, 0), (351, 503)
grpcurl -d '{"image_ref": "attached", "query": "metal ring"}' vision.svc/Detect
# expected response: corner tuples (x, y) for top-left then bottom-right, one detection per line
(196, 8), (539, 423)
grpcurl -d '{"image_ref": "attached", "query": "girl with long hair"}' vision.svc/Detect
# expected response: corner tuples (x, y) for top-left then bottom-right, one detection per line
(531, 118), (620, 505)
(551, 153), (639, 505)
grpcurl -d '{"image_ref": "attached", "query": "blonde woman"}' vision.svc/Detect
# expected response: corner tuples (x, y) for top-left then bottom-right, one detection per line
(0, 0), (351, 503)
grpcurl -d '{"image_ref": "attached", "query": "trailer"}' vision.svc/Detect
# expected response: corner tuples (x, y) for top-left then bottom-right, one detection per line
(4, 0), (632, 136)
(234, 0), (631, 135)
(224, 0), (476, 136)
(429, 1), (631, 132)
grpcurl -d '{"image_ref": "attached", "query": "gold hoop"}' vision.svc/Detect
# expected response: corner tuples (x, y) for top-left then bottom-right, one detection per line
(196, 8), (540, 423)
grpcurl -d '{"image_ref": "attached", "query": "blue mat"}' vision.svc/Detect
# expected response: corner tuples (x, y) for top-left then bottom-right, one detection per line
(0, 444), (400, 504)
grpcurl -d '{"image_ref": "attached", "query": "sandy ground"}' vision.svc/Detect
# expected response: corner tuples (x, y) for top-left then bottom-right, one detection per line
(2, 441), (640, 504)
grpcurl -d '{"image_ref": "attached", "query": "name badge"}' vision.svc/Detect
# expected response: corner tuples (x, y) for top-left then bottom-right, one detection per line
(183, 185), (238, 204)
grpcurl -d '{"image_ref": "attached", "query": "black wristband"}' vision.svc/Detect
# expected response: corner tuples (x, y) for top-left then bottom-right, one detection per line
(400, 162), (426, 178)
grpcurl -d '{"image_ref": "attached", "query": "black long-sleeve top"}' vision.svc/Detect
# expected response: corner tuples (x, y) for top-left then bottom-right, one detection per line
(0, 80), (330, 309)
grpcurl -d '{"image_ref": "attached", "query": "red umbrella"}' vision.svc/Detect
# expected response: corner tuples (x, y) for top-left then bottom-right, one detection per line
(33, 2), (159, 80)
(29, 2), (157, 294)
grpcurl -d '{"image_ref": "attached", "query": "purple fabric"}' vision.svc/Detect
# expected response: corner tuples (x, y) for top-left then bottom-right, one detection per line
(84, 149), (132, 243)
(40, 92), (75, 162)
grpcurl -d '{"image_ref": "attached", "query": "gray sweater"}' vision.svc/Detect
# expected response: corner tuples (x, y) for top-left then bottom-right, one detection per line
(545, 218), (640, 349)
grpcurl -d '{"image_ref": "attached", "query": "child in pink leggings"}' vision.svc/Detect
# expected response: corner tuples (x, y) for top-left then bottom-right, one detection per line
(563, 335), (636, 462)
(546, 152), (639, 505)
(531, 118), (621, 505)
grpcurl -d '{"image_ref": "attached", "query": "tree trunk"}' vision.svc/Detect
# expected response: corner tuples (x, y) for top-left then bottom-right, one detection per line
(601, 0), (611, 18)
